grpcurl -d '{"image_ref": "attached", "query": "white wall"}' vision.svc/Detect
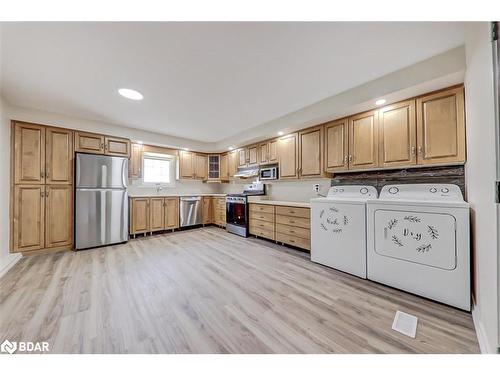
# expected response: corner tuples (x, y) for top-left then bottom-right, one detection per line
(464, 22), (499, 353)
(0, 98), (21, 276)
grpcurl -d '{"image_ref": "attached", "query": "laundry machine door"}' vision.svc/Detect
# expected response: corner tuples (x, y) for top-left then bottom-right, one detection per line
(311, 202), (367, 278)
(373, 209), (457, 270)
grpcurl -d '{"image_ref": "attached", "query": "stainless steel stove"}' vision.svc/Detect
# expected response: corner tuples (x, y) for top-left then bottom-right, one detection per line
(226, 183), (266, 237)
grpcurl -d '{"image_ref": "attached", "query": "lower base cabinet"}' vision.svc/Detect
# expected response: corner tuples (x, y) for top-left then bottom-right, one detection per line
(130, 197), (179, 236)
(202, 197), (226, 226)
(12, 184), (73, 253)
(249, 203), (311, 251)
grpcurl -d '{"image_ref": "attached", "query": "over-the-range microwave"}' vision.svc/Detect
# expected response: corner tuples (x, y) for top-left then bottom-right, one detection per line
(260, 166), (278, 180)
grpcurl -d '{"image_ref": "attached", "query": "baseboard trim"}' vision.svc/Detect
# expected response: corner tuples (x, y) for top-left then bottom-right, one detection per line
(472, 303), (495, 354)
(0, 253), (22, 280)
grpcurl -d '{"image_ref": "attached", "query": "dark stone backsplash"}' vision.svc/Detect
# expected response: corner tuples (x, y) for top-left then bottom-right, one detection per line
(331, 165), (465, 196)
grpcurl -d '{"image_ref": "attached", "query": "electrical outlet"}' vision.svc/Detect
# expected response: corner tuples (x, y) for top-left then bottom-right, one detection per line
(313, 184), (320, 192)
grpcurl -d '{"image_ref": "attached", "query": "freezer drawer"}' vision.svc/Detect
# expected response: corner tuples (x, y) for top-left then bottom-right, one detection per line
(75, 189), (128, 249)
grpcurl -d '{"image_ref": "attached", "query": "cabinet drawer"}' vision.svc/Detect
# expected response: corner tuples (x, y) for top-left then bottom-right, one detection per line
(276, 206), (310, 218)
(249, 219), (275, 231)
(249, 225), (275, 241)
(275, 214), (310, 229)
(276, 224), (310, 239)
(249, 204), (275, 214)
(249, 210), (274, 222)
(276, 232), (310, 251)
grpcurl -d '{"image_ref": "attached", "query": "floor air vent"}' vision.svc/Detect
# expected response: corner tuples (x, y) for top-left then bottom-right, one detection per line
(392, 310), (418, 338)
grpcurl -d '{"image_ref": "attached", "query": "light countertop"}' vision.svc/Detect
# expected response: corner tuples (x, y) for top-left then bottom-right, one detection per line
(128, 193), (227, 198)
(247, 198), (310, 208)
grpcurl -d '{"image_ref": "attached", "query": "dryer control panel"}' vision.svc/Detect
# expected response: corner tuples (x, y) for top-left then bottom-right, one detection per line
(326, 185), (378, 199)
(379, 184), (464, 201)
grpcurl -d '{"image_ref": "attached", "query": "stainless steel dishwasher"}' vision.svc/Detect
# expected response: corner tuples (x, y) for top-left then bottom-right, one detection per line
(179, 196), (203, 227)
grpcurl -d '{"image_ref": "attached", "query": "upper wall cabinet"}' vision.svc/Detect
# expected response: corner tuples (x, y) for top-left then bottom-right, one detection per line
(298, 125), (324, 178)
(74, 131), (130, 157)
(416, 86), (466, 165)
(220, 153), (229, 181)
(228, 150), (238, 178)
(248, 144), (259, 166)
(178, 150), (207, 180)
(13, 122), (46, 185)
(378, 100), (416, 168)
(324, 118), (349, 172)
(195, 154), (208, 180)
(268, 139), (278, 163)
(348, 109), (379, 170)
(278, 132), (299, 179)
(238, 148), (247, 168)
(259, 143), (268, 164)
(45, 127), (73, 185)
(129, 143), (143, 179)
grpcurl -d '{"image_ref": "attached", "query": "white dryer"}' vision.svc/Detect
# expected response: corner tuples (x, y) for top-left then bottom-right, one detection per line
(311, 185), (378, 278)
(366, 184), (470, 310)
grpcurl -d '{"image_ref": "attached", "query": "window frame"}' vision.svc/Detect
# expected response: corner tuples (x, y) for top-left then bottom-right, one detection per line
(141, 152), (176, 187)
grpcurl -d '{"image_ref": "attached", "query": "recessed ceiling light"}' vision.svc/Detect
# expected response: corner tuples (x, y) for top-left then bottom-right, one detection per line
(137, 141), (143, 144)
(278, 131), (284, 136)
(118, 88), (144, 101)
(228, 146), (234, 150)
(183, 147), (189, 151)
(375, 99), (386, 106)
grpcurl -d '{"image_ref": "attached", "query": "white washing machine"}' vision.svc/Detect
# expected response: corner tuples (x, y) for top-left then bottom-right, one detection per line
(366, 184), (470, 310)
(311, 185), (378, 278)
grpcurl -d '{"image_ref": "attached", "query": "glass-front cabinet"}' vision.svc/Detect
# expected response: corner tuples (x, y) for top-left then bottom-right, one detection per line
(207, 154), (220, 181)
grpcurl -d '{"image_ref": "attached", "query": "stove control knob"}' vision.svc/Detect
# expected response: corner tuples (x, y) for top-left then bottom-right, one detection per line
(429, 188), (437, 193)
(441, 188), (449, 193)
(360, 187), (368, 194)
(388, 187), (399, 195)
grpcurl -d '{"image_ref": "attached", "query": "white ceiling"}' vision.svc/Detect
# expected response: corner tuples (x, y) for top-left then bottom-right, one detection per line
(1, 22), (465, 143)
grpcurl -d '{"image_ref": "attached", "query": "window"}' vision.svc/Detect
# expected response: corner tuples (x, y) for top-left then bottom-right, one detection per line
(142, 152), (176, 186)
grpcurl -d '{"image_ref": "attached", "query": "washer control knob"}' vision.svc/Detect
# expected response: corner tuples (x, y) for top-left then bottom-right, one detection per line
(441, 188), (449, 193)
(430, 188), (437, 193)
(360, 187), (368, 194)
(388, 187), (399, 195)
(339, 188), (344, 192)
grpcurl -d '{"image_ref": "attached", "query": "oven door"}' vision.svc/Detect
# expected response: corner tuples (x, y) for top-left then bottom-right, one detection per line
(226, 201), (247, 227)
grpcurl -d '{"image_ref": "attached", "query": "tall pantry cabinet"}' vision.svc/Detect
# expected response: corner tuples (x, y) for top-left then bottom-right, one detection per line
(11, 121), (74, 253)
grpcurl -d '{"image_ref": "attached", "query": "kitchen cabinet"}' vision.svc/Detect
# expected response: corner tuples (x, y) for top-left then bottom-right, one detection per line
(130, 198), (150, 235)
(248, 145), (259, 166)
(238, 148), (247, 168)
(13, 122), (45, 185)
(378, 99), (416, 168)
(268, 140), (278, 163)
(259, 143), (269, 164)
(277, 133), (299, 179)
(249, 204), (275, 241)
(12, 185), (45, 252)
(104, 136), (130, 157)
(220, 153), (229, 181)
(298, 125), (324, 178)
(195, 154), (208, 180)
(149, 197), (165, 232)
(207, 155), (220, 181)
(129, 143), (143, 179)
(324, 118), (349, 172)
(416, 86), (465, 165)
(179, 150), (195, 178)
(45, 127), (73, 185)
(213, 198), (226, 226)
(44, 185), (73, 249)
(228, 150), (238, 178)
(74, 131), (105, 154)
(203, 197), (213, 224)
(348, 109), (379, 170)
(164, 198), (179, 230)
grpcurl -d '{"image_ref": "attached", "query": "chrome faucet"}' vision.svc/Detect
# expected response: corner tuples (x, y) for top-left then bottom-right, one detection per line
(156, 185), (163, 194)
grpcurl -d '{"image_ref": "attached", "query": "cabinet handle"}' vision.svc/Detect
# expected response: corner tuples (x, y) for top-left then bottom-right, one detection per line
(40, 191), (44, 197)
(348, 155), (353, 162)
(41, 172), (45, 178)
(344, 155), (348, 164)
(411, 146), (416, 156)
(45, 191), (49, 197)
(105, 144), (108, 150)
(100, 143), (104, 149)
(289, 220), (295, 223)
(46, 171), (50, 178)
(418, 146), (423, 155)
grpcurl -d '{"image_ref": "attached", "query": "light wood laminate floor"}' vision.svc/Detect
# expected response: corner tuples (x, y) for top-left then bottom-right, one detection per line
(0, 227), (479, 353)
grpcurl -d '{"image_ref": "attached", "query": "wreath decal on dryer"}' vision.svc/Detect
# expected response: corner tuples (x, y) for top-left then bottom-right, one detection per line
(385, 215), (440, 254)
(318, 207), (350, 235)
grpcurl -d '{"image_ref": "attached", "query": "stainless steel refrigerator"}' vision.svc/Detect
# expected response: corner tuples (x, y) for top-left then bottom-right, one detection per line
(75, 153), (128, 250)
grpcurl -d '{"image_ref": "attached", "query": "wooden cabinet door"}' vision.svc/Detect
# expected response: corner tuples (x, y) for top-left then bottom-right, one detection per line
(179, 150), (194, 178)
(12, 185), (45, 252)
(228, 150), (238, 178)
(105, 136), (131, 157)
(74, 131), (105, 154)
(278, 133), (299, 179)
(379, 100), (416, 168)
(164, 198), (179, 229)
(268, 140), (278, 163)
(195, 154), (208, 180)
(203, 197), (212, 224)
(298, 126), (323, 178)
(129, 143), (143, 179)
(248, 145), (258, 165)
(348, 109), (379, 170)
(238, 148), (247, 167)
(259, 143), (269, 164)
(13, 122), (46, 185)
(149, 198), (165, 232)
(220, 153), (229, 180)
(46, 127), (73, 185)
(131, 198), (149, 234)
(45, 185), (72, 248)
(325, 118), (349, 172)
(416, 86), (465, 165)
